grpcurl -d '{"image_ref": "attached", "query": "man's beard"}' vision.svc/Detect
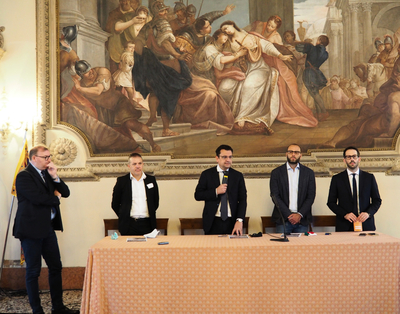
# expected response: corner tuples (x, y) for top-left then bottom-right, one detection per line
(287, 156), (300, 165)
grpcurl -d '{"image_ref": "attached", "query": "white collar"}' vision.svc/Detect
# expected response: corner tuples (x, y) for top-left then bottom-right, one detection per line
(286, 162), (300, 170)
(130, 172), (146, 181)
(347, 168), (360, 176)
(217, 165), (229, 172)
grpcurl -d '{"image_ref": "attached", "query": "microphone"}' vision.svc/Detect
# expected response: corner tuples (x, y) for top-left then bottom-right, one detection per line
(222, 171), (228, 185)
(270, 193), (289, 242)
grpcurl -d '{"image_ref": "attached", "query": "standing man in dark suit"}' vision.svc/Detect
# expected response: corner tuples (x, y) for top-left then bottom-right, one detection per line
(112, 152), (159, 235)
(195, 145), (247, 235)
(270, 144), (316, 234)
(13, 145), (78, 314)
(327, 146), (381, 232)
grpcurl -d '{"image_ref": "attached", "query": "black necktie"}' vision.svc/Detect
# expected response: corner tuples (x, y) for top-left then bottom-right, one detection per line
(352, 173), (358, 215)
(220, 171), (228, 221)
(41, 170), (47, 185)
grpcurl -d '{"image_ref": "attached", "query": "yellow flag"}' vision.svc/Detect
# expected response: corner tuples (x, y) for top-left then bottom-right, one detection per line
(11, 140), (29, 196)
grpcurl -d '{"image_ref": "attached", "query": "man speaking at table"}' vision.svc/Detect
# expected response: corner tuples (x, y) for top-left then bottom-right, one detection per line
(112, 152), (159, 235)
(270, 144), (316, 234)
(195, 145), (247, 235)
(327, 146), (382, 231)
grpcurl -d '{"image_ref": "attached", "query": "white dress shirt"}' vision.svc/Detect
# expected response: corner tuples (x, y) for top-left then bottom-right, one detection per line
(347, 168), (360, 214)
(287, 162), (300, 213)
(215, 165), (232, 218)
(130, 172), (149, 218)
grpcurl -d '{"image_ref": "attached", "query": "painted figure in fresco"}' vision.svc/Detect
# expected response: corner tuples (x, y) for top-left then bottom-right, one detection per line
(119, 6), (152, 48)
(191, 29), (246, 85)
(327, 75), (349, 110)
(283, 30), (314, 110)
(134, 1), (235, 136)
(218, 21), (293, 135)
(245, 15), (283, 44)
(368, 38), (385, 63)
(296, 35), (330, 121)
(169, 2), (195, 35)
(249, 15), (318, 128)
(112, 40), (148, 109)
(353, 62), (386, 99)
(133, 1), (191, 136)
(377, 35), (398, 80)
(348, 78), (368, 109)
(175, 4), (236, 54)
(72, 60), (161, 152)
(106, 0), (149, 74)
(323, 45), (400, 148)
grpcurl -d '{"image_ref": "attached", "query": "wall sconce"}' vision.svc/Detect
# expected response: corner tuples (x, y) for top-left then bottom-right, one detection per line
(0, 88), (24, 150)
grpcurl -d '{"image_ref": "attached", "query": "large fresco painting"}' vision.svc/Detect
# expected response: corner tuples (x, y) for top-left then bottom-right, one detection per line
(57, 0), (400, 157)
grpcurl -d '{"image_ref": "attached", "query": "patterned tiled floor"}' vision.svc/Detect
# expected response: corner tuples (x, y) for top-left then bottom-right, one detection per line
(0, 289), (81, 313)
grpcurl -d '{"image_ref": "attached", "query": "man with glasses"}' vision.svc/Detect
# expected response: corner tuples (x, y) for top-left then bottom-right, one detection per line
(195, 144), (247, 235)
(270, 144), (316, 234)
(327, 146), (382, 231)
(13, 145), (78, 314)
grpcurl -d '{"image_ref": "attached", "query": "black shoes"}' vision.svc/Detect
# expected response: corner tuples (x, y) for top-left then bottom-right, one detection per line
(51, 305), (80, 314)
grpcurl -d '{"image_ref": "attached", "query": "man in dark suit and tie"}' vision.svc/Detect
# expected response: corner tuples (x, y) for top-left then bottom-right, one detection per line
(270, 144), (316, 233)
(112, 152), (159, 235)
(195, 145), (247, 235)
(13, 145), (78, 314)
(327, 146), (381, 232)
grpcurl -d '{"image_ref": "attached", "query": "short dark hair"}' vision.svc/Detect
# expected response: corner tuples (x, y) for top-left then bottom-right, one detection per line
(195, 18), (208, 33)
(128, 152), (142, 162)
(216, 145), (233, 157)
(283, 30), (296, 41)
(343, 146), (360, 158)
(29, 144), (49, 160)
(287, 143), (301, 152)
(318, 35), (329, 47)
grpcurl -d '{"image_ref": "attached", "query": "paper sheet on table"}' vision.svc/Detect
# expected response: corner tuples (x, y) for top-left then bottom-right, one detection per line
(144, 229), (160, 238)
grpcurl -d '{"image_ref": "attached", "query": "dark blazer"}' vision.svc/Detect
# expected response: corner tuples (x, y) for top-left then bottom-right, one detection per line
(270, 163), (316, 226)
(194, 166), (247, 234)
(13, 163), (70, 239)
(111, 173), (159, 234)
(327, 170), (381, 231)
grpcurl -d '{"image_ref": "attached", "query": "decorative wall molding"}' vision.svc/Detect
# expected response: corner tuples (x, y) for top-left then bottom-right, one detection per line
(37, 0), (400, 181)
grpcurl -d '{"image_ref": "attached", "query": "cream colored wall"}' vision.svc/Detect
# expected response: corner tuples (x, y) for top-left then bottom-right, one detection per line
(0, 0), (399, 269)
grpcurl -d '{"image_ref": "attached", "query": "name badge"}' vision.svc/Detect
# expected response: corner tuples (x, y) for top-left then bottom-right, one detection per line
(147, 183), (154, 189)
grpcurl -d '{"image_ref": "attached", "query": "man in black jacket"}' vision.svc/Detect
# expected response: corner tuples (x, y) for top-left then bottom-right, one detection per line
(327, 146), (381, 231)
(270, 144), (316, 233)
(13, 144), (77, 314)
(112, 152), (159, 235)
(195, 145), (247, 235)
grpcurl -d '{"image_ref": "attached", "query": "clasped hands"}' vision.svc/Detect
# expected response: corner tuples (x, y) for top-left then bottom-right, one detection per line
(345, 212), (369, 223)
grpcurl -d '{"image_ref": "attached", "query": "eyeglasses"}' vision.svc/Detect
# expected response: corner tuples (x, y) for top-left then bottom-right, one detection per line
(287, 150), (301, 155)
(344, 155), (358, 160)
(35, 155), (52, 161)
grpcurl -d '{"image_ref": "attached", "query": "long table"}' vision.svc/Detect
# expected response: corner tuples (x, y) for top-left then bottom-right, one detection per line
(80, 233), (400, 313)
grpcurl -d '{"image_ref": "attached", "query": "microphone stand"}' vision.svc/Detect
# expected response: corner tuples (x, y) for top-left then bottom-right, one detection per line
(270, 193), (289, 242)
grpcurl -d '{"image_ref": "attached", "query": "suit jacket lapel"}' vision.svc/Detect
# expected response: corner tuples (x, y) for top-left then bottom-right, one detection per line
(281, 165), (289, 203)
(342, 170), (352, 198)
(214, 166), (221, 189)
(28, 163), (48, 189)
(298, 164), (309, 204)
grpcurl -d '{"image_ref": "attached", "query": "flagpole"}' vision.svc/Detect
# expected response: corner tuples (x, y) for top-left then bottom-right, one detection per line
(0, 196), (16, 283)
(0, 127), (28, 284)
